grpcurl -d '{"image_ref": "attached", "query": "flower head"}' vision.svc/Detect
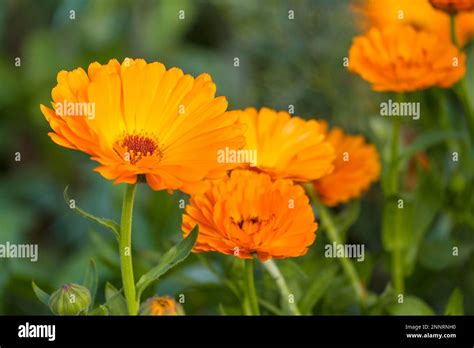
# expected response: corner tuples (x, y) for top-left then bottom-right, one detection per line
(182, 169), (318, 261)
(234, 107), (335, 181)
(348, 25), (466, 92)
(138, 296), (183, 316)
(429, 0), (474, 13)
(353, 0), (474, 46)
(40, 58), (244, 193)
(314, 122), (381, 206)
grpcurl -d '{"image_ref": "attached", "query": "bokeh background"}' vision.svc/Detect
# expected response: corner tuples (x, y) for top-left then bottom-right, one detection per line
(0, 0), (473, 315)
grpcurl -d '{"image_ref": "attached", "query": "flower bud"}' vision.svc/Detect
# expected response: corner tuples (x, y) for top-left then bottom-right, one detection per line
(138, 296), (184, 316)
(49, 283), (91, 315)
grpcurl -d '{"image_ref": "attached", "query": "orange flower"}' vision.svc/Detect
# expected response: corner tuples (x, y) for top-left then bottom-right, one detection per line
(353, 0), (474, 46)
(138, 296), (183, 316)
(429, 0), (474, 13)
(314, 122), (381, 206)
(233, 107), (335, 181)
(182, 169), (318, 261)
(40, 58), (244, 193)
(348, 25), (466, 92)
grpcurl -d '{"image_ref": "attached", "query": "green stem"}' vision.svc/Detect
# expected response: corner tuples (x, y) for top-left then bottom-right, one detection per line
(120, 184), (138, 315)
(456, 79), (474, 144)
(388, 114), (404, 295)
(389, 117), (401, 195)
(262, 259), (301, 315)
(313, 198), (367, 305)
(244, 258), (260, 315)
(450, 14), (458, 47)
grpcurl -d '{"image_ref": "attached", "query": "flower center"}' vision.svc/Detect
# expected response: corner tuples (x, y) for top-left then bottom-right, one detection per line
(114, 133), (162, 165)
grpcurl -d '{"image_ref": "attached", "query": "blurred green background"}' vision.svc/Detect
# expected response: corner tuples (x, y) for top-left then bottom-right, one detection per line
(0, 0), (473, 315)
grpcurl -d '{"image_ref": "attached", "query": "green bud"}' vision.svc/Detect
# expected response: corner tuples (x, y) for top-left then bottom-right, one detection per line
(138, 296), (184, 316)
(49, 283), (91, 315)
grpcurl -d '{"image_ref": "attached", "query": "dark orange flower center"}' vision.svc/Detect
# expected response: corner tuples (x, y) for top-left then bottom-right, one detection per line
(114, 133), (162, 165)
(150, 298), (176, 315)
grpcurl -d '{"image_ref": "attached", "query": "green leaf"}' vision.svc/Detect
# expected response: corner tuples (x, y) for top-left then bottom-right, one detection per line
(32, 281), (50, 307)
(64, 186), (120, 241)
(367, 284), (396, 315)
(397, 130), (463, 169)
(104, 282), (128, 315)
(88, 305), (109, 316)
(444, 288), (464, 315)
(136, 226), (198, 299)
(299, 265), (338, 315)
(404, 170), (443, 275)
(419, 240), (474, 271)
(258, 298), (284, 315)
(332, 200), (361, 242)
(83, 259), (98, 305)
(218, 303), (227, 316)
(387, 296), (434, 315)
(89, 230), (120, 267)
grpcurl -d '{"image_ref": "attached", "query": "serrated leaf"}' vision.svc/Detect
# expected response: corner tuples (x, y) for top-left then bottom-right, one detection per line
(104, 282), (128, 315)
(83, 259), (98, 305)
(387, 296), (434, 315)
(32, 281), (50, 307)
(64, 186), (120, 241)
(136, 226), (198, 299)
(444, 288), (464, 315)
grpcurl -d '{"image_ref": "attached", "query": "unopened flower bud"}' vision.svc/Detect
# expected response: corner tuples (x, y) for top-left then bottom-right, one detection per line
(49, 283), (91, 315)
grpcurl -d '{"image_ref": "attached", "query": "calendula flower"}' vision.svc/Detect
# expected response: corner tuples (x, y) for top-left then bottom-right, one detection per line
(233, 107), (335, 181)
(138, 296), (183, 316)
(182, 169), (318, 261)
(429, 0), (474, 13)
(348, 25), (466, 92)
(40, 58), (244, 193)
(314, 122), (381, 206)
(353, 0), (474, 46)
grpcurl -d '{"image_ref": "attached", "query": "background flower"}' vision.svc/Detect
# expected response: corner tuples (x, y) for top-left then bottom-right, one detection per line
(314, 122), (381, 206)
(234, 107), (335, 181)
(348, 25), (466, 91)
(353, 0), (474, 46)
(182, 169), (318, 261)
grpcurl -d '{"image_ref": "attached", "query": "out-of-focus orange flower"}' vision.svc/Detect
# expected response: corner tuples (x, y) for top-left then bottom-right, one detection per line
(353, 0), (474, 46)
(348, 25), (466, 92)
(182, 169), (318, 261)
(138, 296), (183, 316)
(314, 122), (381, 206)
(40, 58), (244, 193)
(429, 0), (474, 13)
(234, 107), (335, 181)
